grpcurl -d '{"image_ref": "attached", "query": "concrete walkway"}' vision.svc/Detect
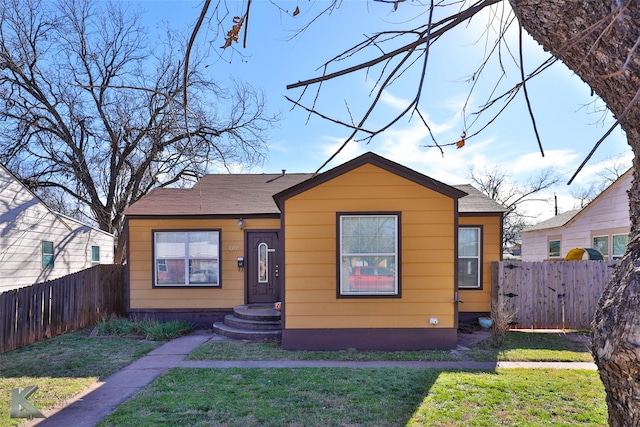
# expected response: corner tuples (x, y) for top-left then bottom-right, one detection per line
(27, 331), (213, 427)
(26, 329), (596, 427)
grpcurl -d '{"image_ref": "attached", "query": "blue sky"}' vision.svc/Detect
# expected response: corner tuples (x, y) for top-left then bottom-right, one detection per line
(138, 1), (632, 222)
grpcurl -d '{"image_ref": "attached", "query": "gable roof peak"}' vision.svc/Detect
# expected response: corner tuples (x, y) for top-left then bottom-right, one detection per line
(273, 151), (468, 208)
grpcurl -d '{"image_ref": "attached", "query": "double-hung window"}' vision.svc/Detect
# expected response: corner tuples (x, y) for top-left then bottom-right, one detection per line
(339, 214), (399, 296)
(154, 230), (220, 287)
(91, 246), (100, 265)
(458, 227), (481, 289)
(548, 239), (561, 258)
(42, 241), (54, 269)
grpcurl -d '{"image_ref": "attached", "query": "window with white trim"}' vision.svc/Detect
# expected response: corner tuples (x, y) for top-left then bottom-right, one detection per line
(42, 241), (54, 269)
(154, 231), (220, 287)
(91, 246), (100, 265)
(548, 239), (561, 258)
(612, 234), (629, 259)
(458, 227), (481, 289)
(592, 235), (609, 258)
(339, 214), (398, 296)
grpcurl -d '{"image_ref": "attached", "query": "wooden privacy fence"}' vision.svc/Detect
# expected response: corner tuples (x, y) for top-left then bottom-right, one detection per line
(491, 260), (618, 330)
(0, 264), (126, 354)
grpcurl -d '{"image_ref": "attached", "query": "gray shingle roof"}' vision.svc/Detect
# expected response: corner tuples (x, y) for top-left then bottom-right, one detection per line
(521, 209), (581, 232)
(453, 184), (507, 213)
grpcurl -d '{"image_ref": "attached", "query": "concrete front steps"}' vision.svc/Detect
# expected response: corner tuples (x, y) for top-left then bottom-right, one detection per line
(213, 304), (282, 341)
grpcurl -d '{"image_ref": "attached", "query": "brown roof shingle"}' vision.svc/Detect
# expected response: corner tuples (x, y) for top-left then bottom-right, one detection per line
(125, 173), (312, 216)
(125, 175), (505, 217)
(125, 153), (506, 217)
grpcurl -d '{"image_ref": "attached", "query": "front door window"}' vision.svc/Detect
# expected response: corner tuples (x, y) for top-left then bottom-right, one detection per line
(258, 242), (268, 283)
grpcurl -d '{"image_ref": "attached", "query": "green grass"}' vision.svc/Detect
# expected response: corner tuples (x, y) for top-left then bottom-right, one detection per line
(1, 329), (600, 426)
(95, 316), (195, 340)
(409, 369), (606, 426)
(0, 328), (160, 427)
(465, 331), (594, 362)
(189, 331), (594, 362)
(188, 339), (460, 361)
(99, 367), (606, 427)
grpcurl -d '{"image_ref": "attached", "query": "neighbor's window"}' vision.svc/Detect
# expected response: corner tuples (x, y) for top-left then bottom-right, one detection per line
(612, 234), (629, 259)
(154, 231), (220, 287)
(91, 246), (100, 265)
(339, 214), (398, 296)
(592, 236), (609, 258)
(458, 227), (481, 289)
(42, 241), (54, 269)
(548, 240), (561, 258)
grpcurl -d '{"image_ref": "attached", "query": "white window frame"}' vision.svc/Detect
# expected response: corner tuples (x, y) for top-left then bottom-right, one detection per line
(612, 234), (629, 259)
(42, 240), (55, 269)
(153, 230), (221, 287)
(548, 239), (561, 258)
(338, 214), (399, 297)
(91, 245), (100, 265)
(592, 235), (609, 258)
(458, 227), (482, 289)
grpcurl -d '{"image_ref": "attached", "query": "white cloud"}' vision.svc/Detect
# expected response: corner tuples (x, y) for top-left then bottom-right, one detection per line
(508, 150), (580, 175)
(379, 91), (411, 112)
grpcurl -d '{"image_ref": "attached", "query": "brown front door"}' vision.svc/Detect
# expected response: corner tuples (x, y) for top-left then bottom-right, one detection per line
(246, 231), (280, 304)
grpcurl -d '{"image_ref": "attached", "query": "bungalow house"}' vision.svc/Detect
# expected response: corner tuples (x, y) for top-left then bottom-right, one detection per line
(0, 164), (115, 293)
(124, 152), (505, 350)
(521, 168), (632, 261)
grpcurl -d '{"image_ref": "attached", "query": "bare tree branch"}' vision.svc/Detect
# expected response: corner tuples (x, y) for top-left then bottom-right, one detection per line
(0, 0), (276, 261)
(286, 0), (502, 91)
(518, 21), (544, 157)
(468, 165), (561, 246)
(568, 85), (640, 185)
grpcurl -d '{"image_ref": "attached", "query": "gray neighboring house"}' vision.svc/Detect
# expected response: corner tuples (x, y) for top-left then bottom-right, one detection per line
(0, 164), (114, 293)
(521, 168), (632, 261)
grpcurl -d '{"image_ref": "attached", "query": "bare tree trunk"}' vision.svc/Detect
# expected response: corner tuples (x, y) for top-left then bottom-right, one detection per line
(593, 244), (640, 426)
(509, 0), (640, 424)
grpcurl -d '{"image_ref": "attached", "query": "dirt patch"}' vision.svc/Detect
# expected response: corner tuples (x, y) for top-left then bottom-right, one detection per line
(458, 321), (485, 334)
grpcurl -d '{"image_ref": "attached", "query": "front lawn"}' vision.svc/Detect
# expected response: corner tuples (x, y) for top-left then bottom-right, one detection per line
(99, 367), (606, 427)
(1, 329), (601, 427)
(0, 328), (160, 427)
(99, 331), (604, 426)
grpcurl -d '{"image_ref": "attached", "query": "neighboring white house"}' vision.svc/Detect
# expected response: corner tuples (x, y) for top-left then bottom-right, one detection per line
(0, 164), (115, 292)
(521, 168), (632, 261)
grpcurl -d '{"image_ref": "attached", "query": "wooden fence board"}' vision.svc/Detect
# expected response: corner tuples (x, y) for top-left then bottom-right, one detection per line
(493, 260), (616, 329)
(0, 265), (125, 354)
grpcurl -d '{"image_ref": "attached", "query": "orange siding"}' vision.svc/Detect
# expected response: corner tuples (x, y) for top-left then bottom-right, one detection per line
(458, 215), (502, 313)
(128, 218), (279, 309)
(283, 164), (457, 329)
